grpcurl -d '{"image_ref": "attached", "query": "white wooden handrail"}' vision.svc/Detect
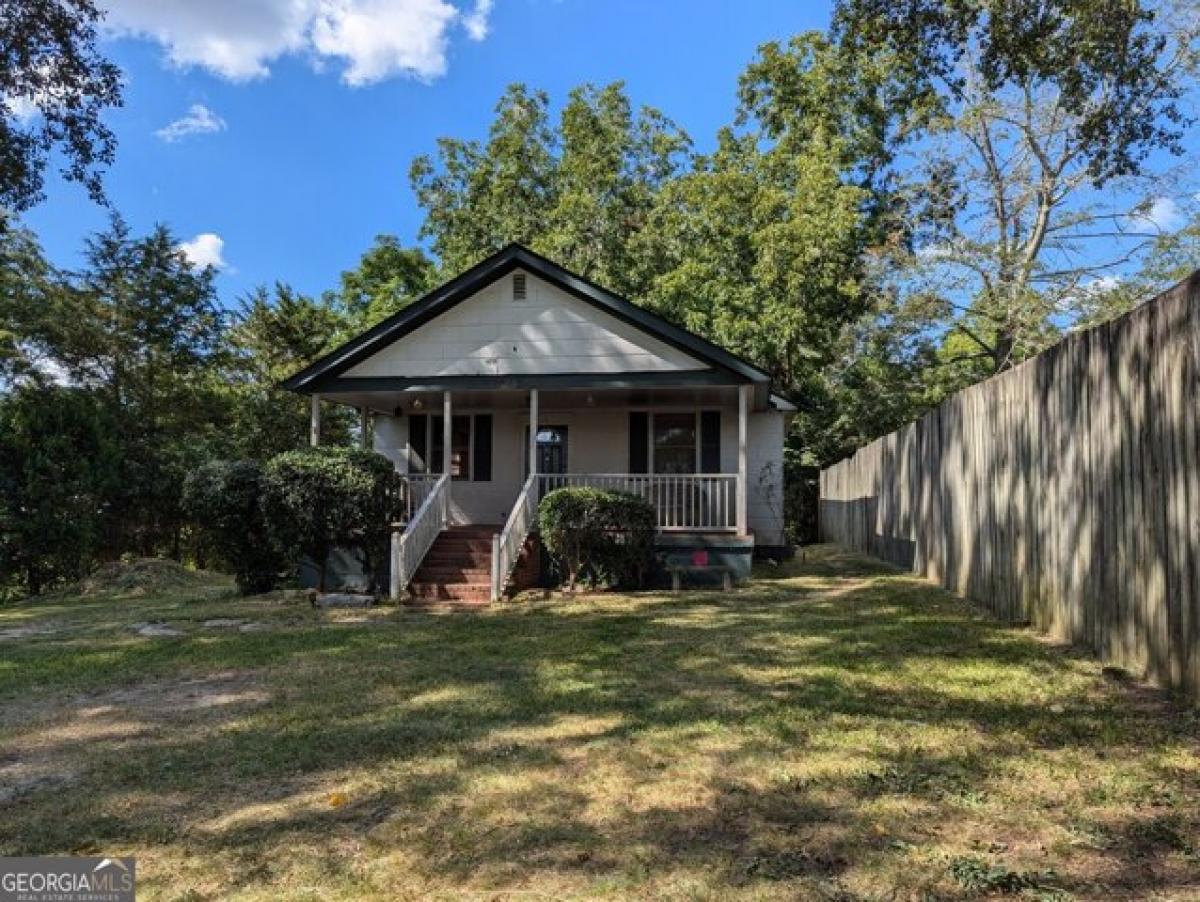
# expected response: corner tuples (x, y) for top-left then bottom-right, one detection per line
(536, 473), (738, 531)
(400, 473), (439, 522)
(390, 473), (449, 599)
(491, 473), (538, 601)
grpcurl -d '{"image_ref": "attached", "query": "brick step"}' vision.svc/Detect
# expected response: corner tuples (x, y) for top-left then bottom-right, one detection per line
(413, 567), (492, 581)
(405, 598), (492, 611)
(423, 548), (493, 563)
(408, 582), (491, 601)
(424, 556), (494, 570)
(429, 540), (494, 553)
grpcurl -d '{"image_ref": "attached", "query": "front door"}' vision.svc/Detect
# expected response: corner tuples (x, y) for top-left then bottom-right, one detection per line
(527, 425), (569, 489)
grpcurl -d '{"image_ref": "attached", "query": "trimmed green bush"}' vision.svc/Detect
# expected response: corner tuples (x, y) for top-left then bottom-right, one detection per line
(537, 487), (655, 591)
(262, 447), (398, 592)
(182, 460), (286, 595)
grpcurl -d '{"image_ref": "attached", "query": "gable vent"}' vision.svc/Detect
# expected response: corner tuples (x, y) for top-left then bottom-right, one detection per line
(512, 272), (528, 301)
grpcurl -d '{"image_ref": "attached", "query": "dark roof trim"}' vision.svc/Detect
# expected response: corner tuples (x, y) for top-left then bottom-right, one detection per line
(282, 243), (772, 392)
(308, 370), (742, 394)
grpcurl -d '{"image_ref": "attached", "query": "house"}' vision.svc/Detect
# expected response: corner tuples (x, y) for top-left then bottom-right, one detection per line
(283, 244), (795, 603)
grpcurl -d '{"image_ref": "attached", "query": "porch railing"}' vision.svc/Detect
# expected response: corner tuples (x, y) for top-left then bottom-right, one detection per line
(399, 473), (440, 523)
(537, 473), (738, 531)
(390, 472), (449, 599)
(491, 473), (538, 602)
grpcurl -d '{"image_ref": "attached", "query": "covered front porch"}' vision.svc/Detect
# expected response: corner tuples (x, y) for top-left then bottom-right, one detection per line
(309, 379), (780, 601)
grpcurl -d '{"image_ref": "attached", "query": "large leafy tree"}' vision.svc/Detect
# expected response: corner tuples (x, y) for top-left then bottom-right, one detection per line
(635, 32), (898, 472)
(0, 385), (119, 594)
(336, 235), (435, 331)
(410, 81), (690, 291)
(411, 84), (558, 274)
(12, 219), (228, 555)
(833, 0), (1200, 375)
(226, 283), (351, 458)
(0, 220), (53, 382)
(0, 0), (123, 212)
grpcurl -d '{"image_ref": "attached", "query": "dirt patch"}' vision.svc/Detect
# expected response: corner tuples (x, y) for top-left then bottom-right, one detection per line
(0, 759), (77, 804)
(133, 622), (186, 637)
(0, 672), (272, 804)
(0, 624), (59, 641)
(71, 558), (218, 597)
(86, 671), (272, 719)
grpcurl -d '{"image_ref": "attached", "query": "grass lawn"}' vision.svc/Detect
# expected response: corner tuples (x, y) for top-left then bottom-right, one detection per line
(1, 546), (1197, 900)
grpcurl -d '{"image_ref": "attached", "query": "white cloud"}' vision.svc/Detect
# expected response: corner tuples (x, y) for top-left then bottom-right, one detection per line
(155, 103), (227, 142)
(462, 0), (493, 40)
(1134, 196), (1184, 233)
(178, 233), (228, 270)
(5, 94), (40, 123)
(101, 0), (494, 85)
(311, 0), (459, 84)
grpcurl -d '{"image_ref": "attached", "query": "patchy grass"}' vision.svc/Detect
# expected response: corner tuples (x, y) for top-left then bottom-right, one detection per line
(1, 546), (1197, 900)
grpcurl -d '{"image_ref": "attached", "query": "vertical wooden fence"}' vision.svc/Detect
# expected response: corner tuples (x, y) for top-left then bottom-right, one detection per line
(820, 272), (1200, 698)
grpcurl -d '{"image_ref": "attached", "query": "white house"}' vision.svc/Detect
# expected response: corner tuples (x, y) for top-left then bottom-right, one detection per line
(284, 244), (795, 604)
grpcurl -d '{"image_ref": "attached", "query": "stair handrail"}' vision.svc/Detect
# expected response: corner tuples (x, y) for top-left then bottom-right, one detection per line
(390, 472), (450, 600)
(491, 473), (538, 601)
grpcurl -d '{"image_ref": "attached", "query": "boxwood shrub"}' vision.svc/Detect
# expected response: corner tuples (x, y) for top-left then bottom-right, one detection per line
(182, 459), (286, 595)
(262, 447), (399, 592)
(537, 487), (655, 591)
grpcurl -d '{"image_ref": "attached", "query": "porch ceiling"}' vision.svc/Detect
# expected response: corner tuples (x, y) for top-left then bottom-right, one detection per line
(319, 384), (758, 415)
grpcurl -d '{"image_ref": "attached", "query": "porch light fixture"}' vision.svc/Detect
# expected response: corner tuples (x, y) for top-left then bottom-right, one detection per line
(412, 398), (423, 411)
(586, 393), (596, 407)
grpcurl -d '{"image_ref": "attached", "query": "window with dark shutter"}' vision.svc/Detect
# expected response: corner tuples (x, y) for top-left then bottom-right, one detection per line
(700, 410), (721, 473)
(629, 411), (648, 473)
(473, 414), (492, 482)
(409, 414), (427, 474)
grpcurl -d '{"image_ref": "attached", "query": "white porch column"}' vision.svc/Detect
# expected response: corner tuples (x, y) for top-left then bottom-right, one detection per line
(309, 395), (321, 447)
(737, 384), (750, 536)
(359, 406), (370, 449)
(442, 391), (452, 527)
(528, 389), (539, 477)
(442, 391), (452, 475)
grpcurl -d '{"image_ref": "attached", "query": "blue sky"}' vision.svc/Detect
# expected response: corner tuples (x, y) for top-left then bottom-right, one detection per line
(24, 0), (830, 308)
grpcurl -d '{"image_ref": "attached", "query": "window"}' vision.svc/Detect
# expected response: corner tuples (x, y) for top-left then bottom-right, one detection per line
(430, 416), (471, 479)
(629, 410), (721, 475)
(413, 414), (491, 481)
(653, 413), (697, 474)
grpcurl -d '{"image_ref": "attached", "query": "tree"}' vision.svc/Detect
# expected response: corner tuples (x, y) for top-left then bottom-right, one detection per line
(833, 0), (1200, 374)
(0, 0), (123, 212)
(336, 235), (435, 330)
(411, 84), (557, 274)
(410, 81), (690, 292)
(0, 385), (118, 594)
(539, 82), (690, 297)
(1074, 214), (1200, 327)
(11, 218), (229, 556)
(634, 32), (888, 467)
(226, 283), (351, 459)
(0, 221), (53, 383)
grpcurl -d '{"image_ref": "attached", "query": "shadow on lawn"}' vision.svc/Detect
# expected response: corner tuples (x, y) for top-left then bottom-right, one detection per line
(2, 548), (1197, 898)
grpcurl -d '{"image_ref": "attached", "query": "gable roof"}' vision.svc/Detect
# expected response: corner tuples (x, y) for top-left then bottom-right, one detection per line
(282, 243), (774, 393)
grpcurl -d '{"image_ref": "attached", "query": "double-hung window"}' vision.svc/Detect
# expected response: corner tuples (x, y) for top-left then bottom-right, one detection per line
(407, 414), (493, 481)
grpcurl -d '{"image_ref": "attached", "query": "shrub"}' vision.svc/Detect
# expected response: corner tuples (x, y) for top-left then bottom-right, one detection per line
(537, 487), (655, 591)
(0, 386), (119, 596)
(182, 460), (286, 595)
(262, 447), (399, 592)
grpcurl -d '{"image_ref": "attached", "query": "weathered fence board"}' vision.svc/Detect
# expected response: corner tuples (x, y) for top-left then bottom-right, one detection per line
(820, 273), (1200, 698)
